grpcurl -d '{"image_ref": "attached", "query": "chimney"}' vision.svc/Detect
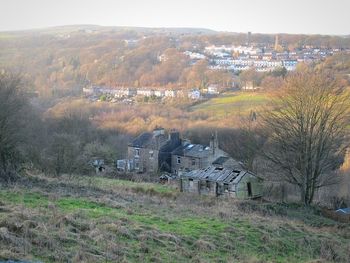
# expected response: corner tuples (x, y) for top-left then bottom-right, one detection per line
(153, 127), (165, 137)
(182, 139), (190, 146)
(169, 130), (180, 144)
(210, 131), (219, 155)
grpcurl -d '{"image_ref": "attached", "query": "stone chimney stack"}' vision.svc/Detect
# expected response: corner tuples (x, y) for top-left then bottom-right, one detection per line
(169, 130), (180, 144)
(153, 127), (165, 137)
(210, 131), (219, 156)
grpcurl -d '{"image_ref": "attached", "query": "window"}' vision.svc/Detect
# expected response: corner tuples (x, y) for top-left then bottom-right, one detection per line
(149, 151), (154, 159)
(177, 156), (181, 164)
(223, 183), (229, 192)
(200, 180), (206, 190)
(189, 178), (193, 187)
(206, 180), (210, 189)
(191, 158), (196, 166)
(247, 182), (252, 197)
(135, 148), (140, 157)
(135, 161), (139, 169)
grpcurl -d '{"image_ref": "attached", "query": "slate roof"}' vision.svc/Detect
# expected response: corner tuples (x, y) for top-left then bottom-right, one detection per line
(129, 132), (167, 149)
(171, 144), (211, 158)
(130, 132), (153, 147)
(212, 156), (229, 165)
(160, 136), (181, 153)
(182, 166), (252, 184)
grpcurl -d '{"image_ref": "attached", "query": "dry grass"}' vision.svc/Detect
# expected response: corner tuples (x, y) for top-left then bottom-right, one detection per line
(0, 173), (350, 262)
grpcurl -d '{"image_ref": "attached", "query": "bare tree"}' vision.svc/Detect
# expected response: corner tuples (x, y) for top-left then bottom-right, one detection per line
(263, 70), (350, 205)
(45, 133), (82, 177)
(0, 72), (29, 180)
(221, 118), (267, 173)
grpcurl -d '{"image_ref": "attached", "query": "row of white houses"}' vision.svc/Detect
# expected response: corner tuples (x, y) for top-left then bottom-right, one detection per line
(83, 86), (202, 100)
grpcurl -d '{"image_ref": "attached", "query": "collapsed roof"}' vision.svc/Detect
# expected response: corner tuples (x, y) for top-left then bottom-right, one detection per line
(182, 166), (259, 184)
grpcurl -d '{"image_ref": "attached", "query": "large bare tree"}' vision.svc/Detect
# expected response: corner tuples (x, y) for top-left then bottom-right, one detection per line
(263, 70), (350, 205)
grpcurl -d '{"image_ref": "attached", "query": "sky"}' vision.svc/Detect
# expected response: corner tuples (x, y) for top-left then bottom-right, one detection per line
(0, 0), (349, 35)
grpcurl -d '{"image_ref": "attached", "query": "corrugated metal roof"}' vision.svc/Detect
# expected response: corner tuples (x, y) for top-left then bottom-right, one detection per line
(336, 208), (350, 214)
(182, 166), (250, 184)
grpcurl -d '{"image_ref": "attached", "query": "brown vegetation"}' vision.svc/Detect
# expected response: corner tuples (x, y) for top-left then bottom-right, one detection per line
(262, 70), (350, 205)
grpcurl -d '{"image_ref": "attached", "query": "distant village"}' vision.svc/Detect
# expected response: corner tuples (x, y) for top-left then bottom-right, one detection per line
(82, 32), (350, 103)
(184, 33), (349, 72)
(83, 84), (220, 102)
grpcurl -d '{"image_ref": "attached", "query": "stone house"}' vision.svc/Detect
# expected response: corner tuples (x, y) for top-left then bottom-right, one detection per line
(122, 129), (241, 175)
(180, 166), (263, 199)
(127, 128), (167, 173)
(126, 128), (181, 173)
(171, 134), (241, 175)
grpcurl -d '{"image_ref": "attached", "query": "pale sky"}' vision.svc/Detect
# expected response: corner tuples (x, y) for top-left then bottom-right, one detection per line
(0, 0), (349, 35)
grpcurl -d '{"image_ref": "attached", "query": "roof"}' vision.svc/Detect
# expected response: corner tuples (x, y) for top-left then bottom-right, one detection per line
(181, 166), (255, 184)
(130, 132), (153, 148)
(129, 132), (167, 149)
(172, 144), (211, 158)
(212, 156), (229, 165)
(212, 156), (243, 169)
(336, 208), (350, 214)
(160, 136), (181, 153)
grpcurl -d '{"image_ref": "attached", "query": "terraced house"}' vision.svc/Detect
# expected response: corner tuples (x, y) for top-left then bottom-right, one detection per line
(123, 128), (181, 173)
(120, 129), (242, 175)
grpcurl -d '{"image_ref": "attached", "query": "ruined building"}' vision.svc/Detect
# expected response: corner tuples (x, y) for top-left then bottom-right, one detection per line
(180, 166), (263, 198)
(171, 133), (242, 175)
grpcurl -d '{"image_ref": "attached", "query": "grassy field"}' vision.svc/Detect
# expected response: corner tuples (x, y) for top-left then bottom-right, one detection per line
(0, 174), (349, 262)
(0, 33), (17, 39)
(190, 91), (271, 119)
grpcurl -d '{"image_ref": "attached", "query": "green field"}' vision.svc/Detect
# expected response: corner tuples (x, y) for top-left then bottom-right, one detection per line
(0, 33), (16, 39)
(191, 91), (271, 118)
(0, 174), (349, 262)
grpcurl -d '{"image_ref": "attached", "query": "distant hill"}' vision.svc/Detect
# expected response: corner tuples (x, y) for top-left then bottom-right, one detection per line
(0, 24), (217, 36)
(0, 25), (349, 99)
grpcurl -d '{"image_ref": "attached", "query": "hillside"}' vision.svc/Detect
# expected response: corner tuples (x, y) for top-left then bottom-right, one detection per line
(190, 91), (271, 118)
(1, 25), (350, 99)
(0, 173), (349, 263)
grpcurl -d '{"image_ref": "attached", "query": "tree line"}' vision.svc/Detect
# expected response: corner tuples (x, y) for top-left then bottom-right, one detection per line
(0, 72), (126, 181)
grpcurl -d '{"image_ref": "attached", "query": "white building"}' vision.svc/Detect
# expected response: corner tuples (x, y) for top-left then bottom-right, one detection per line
(282, 60), (298, 71)
(184, 51), (206, 60)
(137, 89), (155, 97)
(232, 46), (262, 55)
(207, 85), (219, 95)
(111, 87), (137, 98)
(83, 87), (94, 95)
(188, 89), (201, 100)
(154, 90), (165, 97)
(165, 90), (177, 97)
